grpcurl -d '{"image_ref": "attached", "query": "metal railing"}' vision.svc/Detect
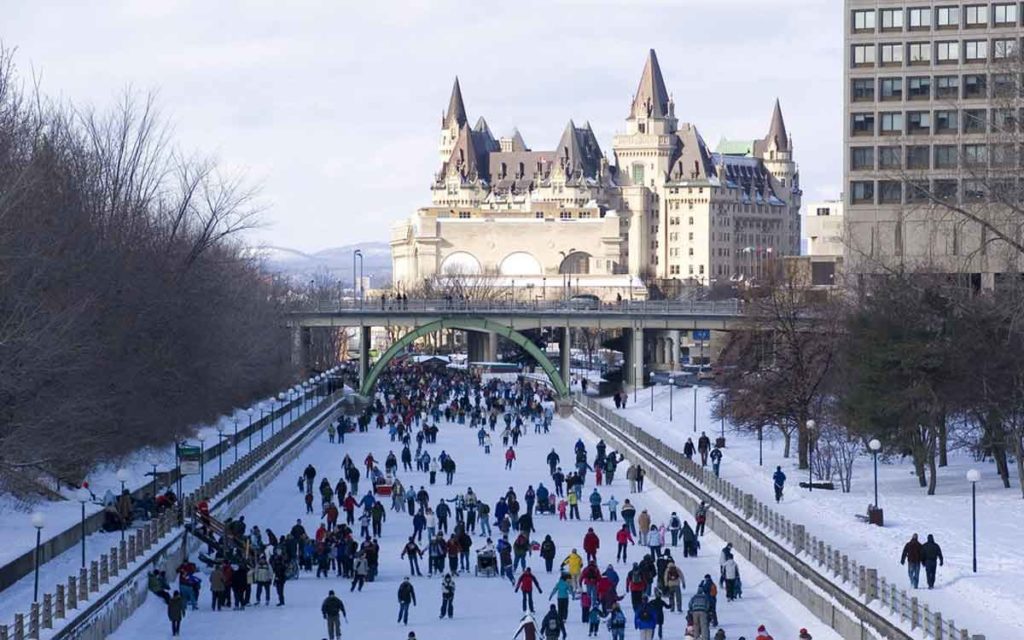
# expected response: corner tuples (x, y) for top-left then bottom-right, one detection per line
(572, 395), (985, 640)
(291, 297), (744, 316)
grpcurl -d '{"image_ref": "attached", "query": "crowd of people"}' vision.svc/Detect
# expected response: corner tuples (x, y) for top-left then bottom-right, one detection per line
(152, 366), (815, 639)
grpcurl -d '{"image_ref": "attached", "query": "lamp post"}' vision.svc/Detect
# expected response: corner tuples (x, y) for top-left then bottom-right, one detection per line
(31, 512), (44, 602)
(806, 420), (816, 491)
(720, 397), (725, 440)
(353, 249), (364, 307)
(247, 408), (255, 452)
(116, 468), (129, 542)
(149, 458), (159, 499)
(197, 432), (207, 488)
(758, 424), (764, 467)
(967, 469), (980, 573)
(76, 487), (90, 568)
(869, 439), (882, 509)
(216, 424), (226, 475)
(692, 382), (698, 433)
(669, 381), (673, 422)
(633, 363), (638, 404)
(259, 404), (266, 445)
(232, 417), (238, 464)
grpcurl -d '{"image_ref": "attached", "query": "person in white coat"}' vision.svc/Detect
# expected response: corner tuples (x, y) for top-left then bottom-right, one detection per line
(722, 556), (740, 601)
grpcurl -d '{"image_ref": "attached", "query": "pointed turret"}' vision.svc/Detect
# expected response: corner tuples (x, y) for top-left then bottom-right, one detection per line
(766, 99), (789, 151)
(510, 128), (528, 152)
(443, 77), (468, 129)
(629, 49), (671, 120)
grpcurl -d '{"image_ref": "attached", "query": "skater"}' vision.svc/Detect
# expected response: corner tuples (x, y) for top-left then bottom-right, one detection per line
(695, 502), (708, 537)
(687, 587), (712, 640)
(515, 567), (543, 612)
(900, 533), (923, 589)
(167, 591), (185, 636)
(540, 604), (568, 640)
(772, 466), (786, 503)
(607, 602), (627, 640)
(440, 573), (455, 619)
(709, 447), (722, 476)
(697, 432), (711, 466)
(506, 447), (517, 470)
(321, 590), (348, 640)
(920, 534), (944, 589)
(616, 524), (634, 563)
(397, 577), (417, 625)
(515, 613), (538, 640)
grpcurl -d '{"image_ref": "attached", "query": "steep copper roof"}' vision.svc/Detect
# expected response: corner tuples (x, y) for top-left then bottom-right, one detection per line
(555, 120), (603, 181)
(629, 49), (671, 120)
(754, 99), (790, 156)
(667, 124), (716, 182)
(443, 77), (468, 129)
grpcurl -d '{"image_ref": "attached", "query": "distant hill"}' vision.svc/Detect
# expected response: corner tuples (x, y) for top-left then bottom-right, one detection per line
(258, 241), (392, 289)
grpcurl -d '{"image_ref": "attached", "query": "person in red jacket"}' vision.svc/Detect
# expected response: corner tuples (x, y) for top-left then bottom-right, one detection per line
(580, 562), (601, 597)
(615, 525), (635, 563)
(364, 454), (376, 476)
(315, 524), (328, 543)
(343, 494), (357, 525)
(755, 624), (774, 640)
(505, 447), (517, 470)
(625, 563), (646, 609)
(582, 528), (600, 564)
(514, 567), (543, 612)
(324, 502), (339, 531)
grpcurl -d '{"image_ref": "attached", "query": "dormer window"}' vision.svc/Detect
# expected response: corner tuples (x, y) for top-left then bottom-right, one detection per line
(639, 122), (646, 133)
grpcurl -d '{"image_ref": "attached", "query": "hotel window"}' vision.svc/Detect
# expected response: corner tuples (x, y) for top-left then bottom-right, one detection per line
(992, 143), (1017, 166)
(579, 211), (591, 219)
(936, 6), (960, 28)
(993, 39), (1018, 59)
(851, 181), (875, 204)
(852, 78), (875, 101)
(964, 109), (987, 132)
(936, 41), (960, 63)
(879, 146), (902, 168)
(906, 181), (930, 203)
(907, 145), (930, 169)
(964, 144), (988, 166)
(560, 211), (572, 220)
(535, 212), (544, 219)
(908, 42), (931, 64)
(880, 112), (903, 135)
(852, 113), (875, 135)
(688, 248), (694, 256)
(853, 44), (876, 66)
(935, 109), (959, 133)
(880, 43), (904, 65)
(963, 74), (987, 98)
(688, 217), (694, 225)
(993, 73), (1016, 97)
(880, 77), (903, 100)
(908, 111), (931, 134)
(853, 9), (876, 31)
(936, 75), (959, 98)
(908, 76), (931, 99)
(994, 3), (1018, 25)
(878, 181), (903, 204)
(964, 180), (987, 202)
(458, 211), (471, 219)
(964, 40), (989, 61)
(688, 232), (694, 241)
(965, 5), (989, 27)
(880, 8), (904, 30)
(934, 179), (959, 201)
(909, 7), (931, 29)
(934, 145), (958, 169)
(631, 163), (644, 184)
(851, 146), (875, 170)
(993, 108), (1018, 132)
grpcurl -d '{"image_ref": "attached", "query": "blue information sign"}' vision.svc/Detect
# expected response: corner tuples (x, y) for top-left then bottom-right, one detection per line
(692, 329), (711, 341)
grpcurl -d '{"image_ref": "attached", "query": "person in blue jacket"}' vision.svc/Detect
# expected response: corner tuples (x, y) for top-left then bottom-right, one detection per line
(772, 466), (786, 503)
(633, 595), (657, 640)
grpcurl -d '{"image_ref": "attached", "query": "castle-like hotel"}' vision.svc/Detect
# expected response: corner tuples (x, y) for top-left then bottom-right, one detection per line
(391, 50), (801, 297)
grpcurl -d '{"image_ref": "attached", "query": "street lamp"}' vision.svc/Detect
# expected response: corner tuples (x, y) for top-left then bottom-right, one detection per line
(869, 439), (882, 509)
(216, 424), (226, 475)
(353, 249), (364, 307)
(805, 420), (816, 492)
(259, 403), (266, 445)
(757, 424), (764, 467)
(31, 512), (44, 602)
(76, 487), (90, 568)
(967, 469), (980, 573)
(246, 408), (255, 453)
(669, 381), (673, 422)
(148, 457), (159, 500)
(232, 417), (239, 464)
(197, 432), (207, 487)
(116, 468), (129, 542)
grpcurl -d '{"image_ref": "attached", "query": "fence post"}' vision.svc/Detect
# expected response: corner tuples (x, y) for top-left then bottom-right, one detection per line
(743, 494), (753, 519)
(55, 585), (65, 619)
(67, 576), (77, 610)
(90, 560), (100, 592)
(793, 525), (805, 554)
(99, 554), (109, 584)
(857, 564), (867, 595)
(42, 594), (52, 629)
(110, 548), (119, 577)
(911, 596), (920, 629)
(79, 568), (89, 601)
(120, 540), (129, 570)
(818, 540), (826, 566)
(865, 568), (878, 603)
(842, 554), (850, 583)
(934, 613), (943, 640)
(28, 604), (38, 639)
(0, 625), (7, 640)
(13, 615), (23, 640)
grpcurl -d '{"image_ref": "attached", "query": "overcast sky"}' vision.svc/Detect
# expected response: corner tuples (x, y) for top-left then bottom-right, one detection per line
(8, 0), (842, 253)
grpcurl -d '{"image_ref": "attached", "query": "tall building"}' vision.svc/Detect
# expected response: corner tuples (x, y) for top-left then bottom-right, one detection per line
(804, 199), (846, 256)
(844, 1), (1024, 287)
(391, 50), (802, 295)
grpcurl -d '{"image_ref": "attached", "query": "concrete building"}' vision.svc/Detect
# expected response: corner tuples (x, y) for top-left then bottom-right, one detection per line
(844, 1), (1024, 287)
(392, 50), (802, 301)
(804, 199), (846, 257)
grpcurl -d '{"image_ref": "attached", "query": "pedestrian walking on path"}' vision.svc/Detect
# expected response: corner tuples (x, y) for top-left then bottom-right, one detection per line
(321, 590), (347, 640)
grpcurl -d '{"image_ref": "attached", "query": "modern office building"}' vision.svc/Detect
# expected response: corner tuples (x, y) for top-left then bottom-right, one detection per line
(844, 1), (1024, 287)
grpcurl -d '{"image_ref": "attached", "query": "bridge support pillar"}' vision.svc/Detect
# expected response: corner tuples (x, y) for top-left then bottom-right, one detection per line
(624, 327), (645, 389)
(668, 330), (680, 369)
(488, 331), (499, 362)
(560, 327), (571, 388)
(291, 325), (309, 374)
(359, 326), (371, 388)
(467, 331), (492, 363)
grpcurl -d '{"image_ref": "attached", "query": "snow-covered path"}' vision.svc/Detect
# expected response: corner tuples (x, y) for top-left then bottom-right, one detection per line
(111, 400), (839, 640)
(596, 384), (1024, 640)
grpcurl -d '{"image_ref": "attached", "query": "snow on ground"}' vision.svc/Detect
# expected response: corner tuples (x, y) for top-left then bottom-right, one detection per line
(0, 398), (320, 626)
(595, 384), (1024, 640)
(111, 394), (839, 640)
